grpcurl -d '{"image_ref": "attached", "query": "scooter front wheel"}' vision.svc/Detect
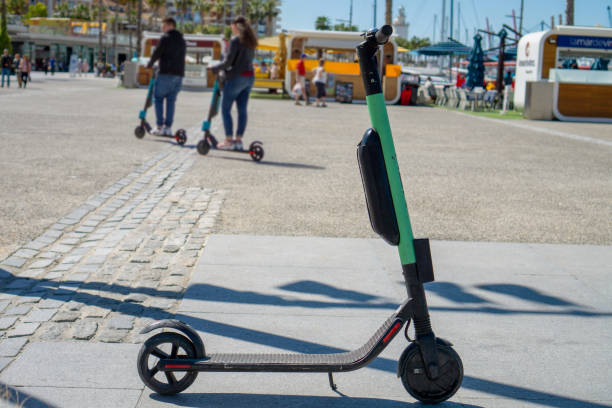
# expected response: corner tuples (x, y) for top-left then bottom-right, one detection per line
(137, 332), (198, 395)
(399, 340), (463, 404)
(197, 139), (211, 155)
(248, 141), (264, 162)
(134, 126), (145, 139)
(175, 129), (187, 145)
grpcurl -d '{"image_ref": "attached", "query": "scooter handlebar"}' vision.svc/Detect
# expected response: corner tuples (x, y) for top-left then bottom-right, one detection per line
(374, 25), (393, 45)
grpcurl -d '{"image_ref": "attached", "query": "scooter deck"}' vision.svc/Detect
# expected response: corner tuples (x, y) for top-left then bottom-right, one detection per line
(159, 316), (402, 372)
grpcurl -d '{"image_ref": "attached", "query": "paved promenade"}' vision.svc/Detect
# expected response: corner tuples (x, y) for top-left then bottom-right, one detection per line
(0, 74), (611, 407)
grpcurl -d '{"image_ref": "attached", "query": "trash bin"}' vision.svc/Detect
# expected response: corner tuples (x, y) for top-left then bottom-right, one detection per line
(524, 81), (553, 120)
(122, 62), (138, 88)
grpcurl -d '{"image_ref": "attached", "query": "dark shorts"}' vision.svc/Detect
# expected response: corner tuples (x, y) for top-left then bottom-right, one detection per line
(315, 81), (326, 98)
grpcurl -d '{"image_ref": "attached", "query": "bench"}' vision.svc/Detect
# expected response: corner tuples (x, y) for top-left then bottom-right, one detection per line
(252, 78), (285, 94)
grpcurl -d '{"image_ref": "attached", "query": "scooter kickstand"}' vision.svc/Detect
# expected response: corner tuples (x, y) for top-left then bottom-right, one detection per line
(328, 372), (337, 391)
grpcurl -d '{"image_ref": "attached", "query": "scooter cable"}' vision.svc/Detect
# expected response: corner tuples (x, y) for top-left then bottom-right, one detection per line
(404, 318), (413, 342)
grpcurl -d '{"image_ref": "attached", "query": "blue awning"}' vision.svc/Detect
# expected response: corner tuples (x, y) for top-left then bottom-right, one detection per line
(416, 41), (472, 56)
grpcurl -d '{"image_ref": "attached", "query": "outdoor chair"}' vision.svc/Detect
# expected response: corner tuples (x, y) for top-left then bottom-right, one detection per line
(457, 89), (469, 110)
(444, 87), (452, 108)
(448, 87), (459, 108)
(435, 86), (446, 106)
(417, 86), (431, 105)
(470, 87), (485, 111)
(483, 90), (497, 110)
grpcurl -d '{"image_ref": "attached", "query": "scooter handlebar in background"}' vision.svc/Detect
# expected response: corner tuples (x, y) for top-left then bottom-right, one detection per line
(357, 25), (393, 96)
(374, 25), (393, 45)
(362, 25), (393, 47)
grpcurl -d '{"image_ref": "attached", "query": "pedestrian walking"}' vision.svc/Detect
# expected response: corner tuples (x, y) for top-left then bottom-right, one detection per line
(503, 70), (513, 89)
(81, 59), (89, 77)
(1, 49), (12, 88)
(49, 56), (56, 75)
(294, 53), (310, 105)
(423, 76), (436, 102)
(146, 17), (187, 137)
(42, 58), (48, 75)
(13, 53), (22, 88)
(19, 55), (32, 88)
(210, 16), (258, 150)
(312, 59), (327, 107)
(270, 61), (279, 80)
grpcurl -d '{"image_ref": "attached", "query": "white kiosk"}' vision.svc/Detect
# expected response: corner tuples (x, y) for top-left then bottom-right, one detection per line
(514, 26), (612, 122)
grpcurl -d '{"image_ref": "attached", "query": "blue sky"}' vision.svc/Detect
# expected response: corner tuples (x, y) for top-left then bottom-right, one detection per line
(280, 0), (610, 43)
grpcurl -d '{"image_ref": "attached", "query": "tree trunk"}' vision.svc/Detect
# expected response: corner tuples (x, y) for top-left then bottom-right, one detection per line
(565, 0), (574, 25)
(136, 0), (142, 57)
(128, 1), (133, 57)
(113, 11), (118, 67)
(385, 0), (392, 25)
(97, 0), (102, 62)
(241, 0), (246, 16)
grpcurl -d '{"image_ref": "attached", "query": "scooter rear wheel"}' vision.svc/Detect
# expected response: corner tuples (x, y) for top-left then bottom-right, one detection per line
(197, 139), (211, 155)
(399, 341), (463, 404)
(134, 126), (145, 139)
(137, 332), (198, 395)
(175, 129), (187, 145)
(249, 142), (264, 162)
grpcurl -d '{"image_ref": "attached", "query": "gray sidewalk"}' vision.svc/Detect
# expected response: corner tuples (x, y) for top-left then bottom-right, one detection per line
(1, 234), (610, 407)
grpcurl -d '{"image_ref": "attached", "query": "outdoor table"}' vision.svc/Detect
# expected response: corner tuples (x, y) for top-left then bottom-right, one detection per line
(469, 89), (485, 111)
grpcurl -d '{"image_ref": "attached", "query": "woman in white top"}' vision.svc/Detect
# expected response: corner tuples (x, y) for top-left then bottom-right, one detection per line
(312, 59), (327, 107)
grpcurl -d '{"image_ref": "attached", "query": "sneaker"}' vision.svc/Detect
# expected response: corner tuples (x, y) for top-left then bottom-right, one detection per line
(233, 141), (243, 151)
(151, 127), (164, 136)
(217, 139), (234, 150)
(163, 127), (172, 137)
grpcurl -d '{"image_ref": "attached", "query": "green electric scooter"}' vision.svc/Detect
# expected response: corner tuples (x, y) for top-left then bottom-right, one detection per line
(136, 25), (463, 404)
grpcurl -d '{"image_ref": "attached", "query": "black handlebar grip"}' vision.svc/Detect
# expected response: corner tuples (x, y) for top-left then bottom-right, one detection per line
(375, 25), (393, 44)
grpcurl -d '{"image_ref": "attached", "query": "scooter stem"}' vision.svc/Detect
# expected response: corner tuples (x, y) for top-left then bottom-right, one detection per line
(357, 26), (439, 378)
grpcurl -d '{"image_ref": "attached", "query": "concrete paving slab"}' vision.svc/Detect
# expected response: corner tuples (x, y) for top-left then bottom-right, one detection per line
(138, 393), (465, 408)
(179, 264), (399, 317)
(0, 342), (142, 389)
(11, 387), (142, 408)
(1, 235), (610, 408)
(198, 234), (383, 270)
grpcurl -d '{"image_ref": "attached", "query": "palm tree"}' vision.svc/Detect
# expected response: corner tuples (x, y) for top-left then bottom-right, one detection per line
(175, 0), (193, 26)
(385, 0), (392, 25)
(136, 0), (143, 57)
(214, 0), (227, 26)
(261, 0), (278, 36)
(192, 0), (211, 26)
(54, 2), (71, 17)
(97, 0), (103, 62)
(0, 0), (12, 54)
(73, 3), (91, 20)
(116, 0), (137, 57)
(7, 0), (27, 16)
(147, 0), (165, 27)
(247, 0), (262, 25)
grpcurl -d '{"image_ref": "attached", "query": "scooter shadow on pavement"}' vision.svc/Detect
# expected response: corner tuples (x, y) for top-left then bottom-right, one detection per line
(203, 154), (326, 170)
(149, 392), (483, 408)
(0, 382), (60, 408)
(149, 138), (326, 170)
(0, 268), (607, 408)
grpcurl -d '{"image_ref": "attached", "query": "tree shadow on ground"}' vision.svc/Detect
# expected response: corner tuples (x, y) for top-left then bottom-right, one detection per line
(0, 382), (59, 408)
(279, 280), (380, 302)
(149, 393), (482, 408)
(0, 269), (610, 408)
(476, 283), (578, 306)
(426, 282), (490, 304)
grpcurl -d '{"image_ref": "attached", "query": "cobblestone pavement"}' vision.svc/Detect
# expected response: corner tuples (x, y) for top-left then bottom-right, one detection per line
(0, 144), (224, 370)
